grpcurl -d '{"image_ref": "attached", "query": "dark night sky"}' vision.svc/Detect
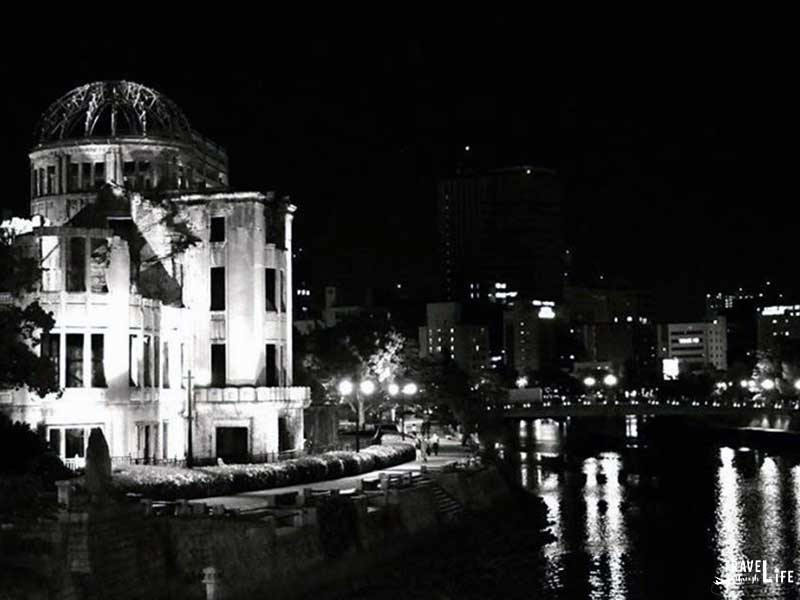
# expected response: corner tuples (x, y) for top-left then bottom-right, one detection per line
(0, 27), (794, 319)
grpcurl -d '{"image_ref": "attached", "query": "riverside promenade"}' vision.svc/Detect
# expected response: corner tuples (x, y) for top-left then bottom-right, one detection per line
(189, 437), (472, 511)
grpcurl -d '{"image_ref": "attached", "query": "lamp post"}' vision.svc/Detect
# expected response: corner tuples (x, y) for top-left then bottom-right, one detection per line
(339, 378), (375, 452)
(583, 376), (596, 403)
(401, 382), (418, 440)
(388, 382), (400, 435)
(183, 369), (194, 468)
(603, 373), (618, 404)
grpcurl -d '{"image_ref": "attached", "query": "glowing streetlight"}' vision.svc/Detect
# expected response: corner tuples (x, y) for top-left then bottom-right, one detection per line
(739, 380), (749, 389)
(338, 378), (375, 452)
(402, 383), (418, 396)
(583, 376), (597, 388)
(516, 376), (528, 389)
(603, 374), (618, 387)
(388, 382), (400, 397)
(338, 380), (353, 396)
(761, 379), (775, 391)
(398, 382), (418, 439)
(794, 379), (800, 391)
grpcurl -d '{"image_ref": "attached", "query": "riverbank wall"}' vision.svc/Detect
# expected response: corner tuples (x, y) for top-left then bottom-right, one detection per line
(5, 466), (512, 599)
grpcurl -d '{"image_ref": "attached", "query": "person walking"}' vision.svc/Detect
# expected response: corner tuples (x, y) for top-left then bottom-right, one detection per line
(420, 436), (428, 463)
(431, 432), (440, 456)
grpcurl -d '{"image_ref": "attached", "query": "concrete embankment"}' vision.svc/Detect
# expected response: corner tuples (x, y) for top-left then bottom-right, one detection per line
(11, 465), (512, 599)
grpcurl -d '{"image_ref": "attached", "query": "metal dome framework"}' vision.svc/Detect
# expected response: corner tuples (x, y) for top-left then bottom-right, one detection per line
(35, 81), (194, 145)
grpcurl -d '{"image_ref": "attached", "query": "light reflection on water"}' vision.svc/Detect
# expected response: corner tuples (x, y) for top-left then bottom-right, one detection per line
(715, 446), (744, 600)
(519, 418), (800, 600)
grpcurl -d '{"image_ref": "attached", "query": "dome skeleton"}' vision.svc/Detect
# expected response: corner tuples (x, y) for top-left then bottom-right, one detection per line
(35, 81), (193, 144)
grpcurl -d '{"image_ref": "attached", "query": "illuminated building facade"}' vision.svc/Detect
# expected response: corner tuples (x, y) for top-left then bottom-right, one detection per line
(0, 81), (309, 467)
(502, 301), (558, 375)
(757, 305), (800, 354)
(657, 318), (727, 373)
(418, 302), (490, 376)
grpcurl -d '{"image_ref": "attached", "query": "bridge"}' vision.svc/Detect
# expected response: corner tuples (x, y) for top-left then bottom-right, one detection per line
(497, 390), (800, 432)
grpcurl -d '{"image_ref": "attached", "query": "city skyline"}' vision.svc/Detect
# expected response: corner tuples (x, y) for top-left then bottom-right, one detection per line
(0, 31), (792, 317)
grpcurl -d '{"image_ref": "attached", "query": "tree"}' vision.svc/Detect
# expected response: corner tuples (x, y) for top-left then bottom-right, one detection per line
(0, 235), (58, 397)
(0, 414), (72, 596)
(296, 315), (408, 423)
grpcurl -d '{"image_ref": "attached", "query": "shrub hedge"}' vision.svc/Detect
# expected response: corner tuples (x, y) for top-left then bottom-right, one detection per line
(111, 443), (415, 500)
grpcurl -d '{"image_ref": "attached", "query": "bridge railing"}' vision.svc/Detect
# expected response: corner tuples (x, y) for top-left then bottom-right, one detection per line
(496, 394), (800, 413)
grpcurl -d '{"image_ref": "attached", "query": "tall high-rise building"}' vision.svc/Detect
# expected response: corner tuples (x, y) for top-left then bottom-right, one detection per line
(418, 303), (490, 376)
(438, 166), (563, 304)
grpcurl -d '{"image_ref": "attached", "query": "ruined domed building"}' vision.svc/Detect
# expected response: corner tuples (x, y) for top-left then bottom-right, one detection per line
(2, 81), (310, 467)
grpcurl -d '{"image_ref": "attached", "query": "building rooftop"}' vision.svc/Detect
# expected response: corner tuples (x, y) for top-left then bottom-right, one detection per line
(34, 81), (198, 147)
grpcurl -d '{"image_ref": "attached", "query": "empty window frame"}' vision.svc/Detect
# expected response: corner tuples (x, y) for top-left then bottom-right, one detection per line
(91, 334), (106, 388)
(210, 267), (225, 310)
(211, 344), (226, 387)
(210, 217), (225, 242)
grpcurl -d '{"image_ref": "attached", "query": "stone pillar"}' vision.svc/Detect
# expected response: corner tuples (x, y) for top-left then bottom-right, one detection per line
(116, 149), (124, 184)
(105, 151), (114, 186)
(283, 204), (295, 385)
(61, 154), (68, 194)
(59, 308), (67, 389)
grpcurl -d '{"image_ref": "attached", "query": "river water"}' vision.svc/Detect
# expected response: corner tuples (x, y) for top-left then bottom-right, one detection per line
(518, 417), (800, 599)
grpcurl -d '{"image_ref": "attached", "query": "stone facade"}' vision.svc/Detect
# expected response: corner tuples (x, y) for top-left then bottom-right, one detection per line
(1, 81), (310, 466)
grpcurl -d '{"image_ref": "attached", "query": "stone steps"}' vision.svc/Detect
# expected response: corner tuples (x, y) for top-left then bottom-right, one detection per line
(415, 478), (464, 517)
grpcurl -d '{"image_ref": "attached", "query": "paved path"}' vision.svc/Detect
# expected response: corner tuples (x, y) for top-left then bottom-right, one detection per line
(189, 437), (472, 510)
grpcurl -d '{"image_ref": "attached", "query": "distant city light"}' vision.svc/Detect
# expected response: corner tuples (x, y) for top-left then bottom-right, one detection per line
(761, 379), (775, 391)
(538, 306), (555, 319)
(583, 376), (597, 387)
(603, 374), (619, 387)
(740, 380), (749, 388)
(663, 358), (680, 380)
(464, 145), (470, 151)
(516, 376), (528, 389)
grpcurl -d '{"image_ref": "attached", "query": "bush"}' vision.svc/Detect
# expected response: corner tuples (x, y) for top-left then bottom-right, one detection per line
(112, 442), (415, 500)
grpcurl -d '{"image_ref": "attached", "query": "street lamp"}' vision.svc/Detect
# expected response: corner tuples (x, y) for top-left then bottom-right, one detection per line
(400, 382), (417, 439)
(388, 383), (400, 436)
(516, 376), (528, 389)
(602, 373), (618, 405)
(603, 374), (618, 387)
(583, 376), (597, 388)
(338, 380), (353, 396)
(338, 378), (374, 452)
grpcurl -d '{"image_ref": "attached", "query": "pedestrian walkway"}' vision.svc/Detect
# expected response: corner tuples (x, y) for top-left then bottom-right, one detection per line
(190, 436), (472, 511)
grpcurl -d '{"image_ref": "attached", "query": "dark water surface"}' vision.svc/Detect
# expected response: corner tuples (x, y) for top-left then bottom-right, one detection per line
(326, 418), (800, 599)
(519, 417), (800, 599)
